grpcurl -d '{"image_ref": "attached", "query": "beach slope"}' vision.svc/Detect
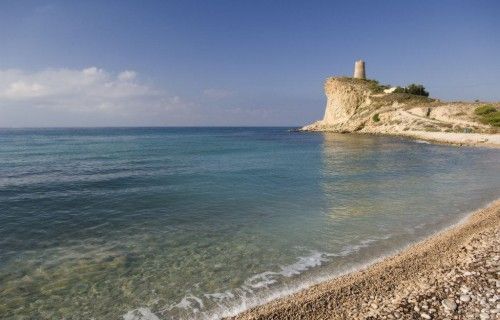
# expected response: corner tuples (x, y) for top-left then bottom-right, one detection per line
(230, 200), (500, 319)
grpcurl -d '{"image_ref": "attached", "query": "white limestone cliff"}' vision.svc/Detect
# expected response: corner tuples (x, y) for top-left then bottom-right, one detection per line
(301, 77), (499, 146)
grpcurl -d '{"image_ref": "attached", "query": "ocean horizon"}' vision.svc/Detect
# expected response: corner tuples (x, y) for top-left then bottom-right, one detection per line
(1, 127), (499, 319)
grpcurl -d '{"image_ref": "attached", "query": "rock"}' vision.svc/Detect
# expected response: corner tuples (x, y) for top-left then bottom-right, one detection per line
(302, 78), (372, 132)
(479, 313), (489, 319)
(460, 295), (471, 303)
(442, 298), (457, 311)
(420, 313), (431, 319)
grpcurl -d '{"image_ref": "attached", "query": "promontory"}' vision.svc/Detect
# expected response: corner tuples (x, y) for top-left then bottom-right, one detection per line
(301, 61), (500, 147)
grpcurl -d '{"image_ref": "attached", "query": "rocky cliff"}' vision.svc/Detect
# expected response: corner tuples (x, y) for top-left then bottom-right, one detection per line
(302, 77), (499, 137)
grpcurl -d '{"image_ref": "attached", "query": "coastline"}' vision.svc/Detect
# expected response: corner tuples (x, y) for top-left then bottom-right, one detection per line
(300, 129), (500, 148)
(394, 131), (500, 148)
(230, 199), (500, 319)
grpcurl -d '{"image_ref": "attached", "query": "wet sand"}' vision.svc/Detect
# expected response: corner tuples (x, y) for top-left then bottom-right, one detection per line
(230, 199), (500, 319)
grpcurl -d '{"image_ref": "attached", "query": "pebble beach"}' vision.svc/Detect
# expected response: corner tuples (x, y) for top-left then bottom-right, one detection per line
(231, 199), (500, 320)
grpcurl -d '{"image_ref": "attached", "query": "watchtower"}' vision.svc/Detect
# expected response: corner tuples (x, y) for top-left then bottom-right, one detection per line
(353, 60), (366, 79)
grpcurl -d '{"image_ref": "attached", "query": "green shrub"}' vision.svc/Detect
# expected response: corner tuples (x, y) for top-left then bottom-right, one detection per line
(392, 84), (429, 97)
(372, 113), (380, 122)
(405, 84), (429, 97)
(475, 105), (500, 127)
(364, 79), (388, 93)
(474, 105), (496, 115)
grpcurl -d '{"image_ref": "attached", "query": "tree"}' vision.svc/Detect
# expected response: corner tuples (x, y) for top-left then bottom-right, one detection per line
(405, 84), (429, 97)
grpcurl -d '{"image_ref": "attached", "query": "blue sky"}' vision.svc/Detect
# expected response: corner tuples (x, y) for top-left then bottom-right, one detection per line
(0, 0), (498, 127)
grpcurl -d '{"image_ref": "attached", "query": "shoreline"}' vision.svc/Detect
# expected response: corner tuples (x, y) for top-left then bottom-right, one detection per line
(396, 131), (500, 148)
(230, 199), (500, 319)
(299, 128), (500, 148)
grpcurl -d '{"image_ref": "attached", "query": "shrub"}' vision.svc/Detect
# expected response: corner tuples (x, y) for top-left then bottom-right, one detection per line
(364, 79), (388, 93)
(405, 84), (429, 97)
(474, 105), (500, 127)
(474, 105), (496, 115)
(372, 113), (380, 122)
(392, 84), (429, 97)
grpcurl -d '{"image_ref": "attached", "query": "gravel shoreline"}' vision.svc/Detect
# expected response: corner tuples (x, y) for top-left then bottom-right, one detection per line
(230, 199), (500, 320)
(399, 131), (500, 148)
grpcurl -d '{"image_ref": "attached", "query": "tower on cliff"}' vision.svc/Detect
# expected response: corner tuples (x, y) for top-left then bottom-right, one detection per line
(353, 60), (366, 79)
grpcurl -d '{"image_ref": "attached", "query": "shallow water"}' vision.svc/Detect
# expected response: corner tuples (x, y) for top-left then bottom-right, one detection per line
(0, 127), (498, 319)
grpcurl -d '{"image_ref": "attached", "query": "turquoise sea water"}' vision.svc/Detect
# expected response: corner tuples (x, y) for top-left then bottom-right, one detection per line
(0, 127), (499, 319)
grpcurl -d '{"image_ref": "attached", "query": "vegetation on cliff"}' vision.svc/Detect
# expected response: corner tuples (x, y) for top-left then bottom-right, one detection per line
(475, 105), (500, 127)
(394, 84), (429, 97)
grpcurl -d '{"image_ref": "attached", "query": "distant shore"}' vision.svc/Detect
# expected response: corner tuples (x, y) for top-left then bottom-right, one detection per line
(370, 130), (500, 148)
(399, 130), (500, 148)
(230, 199), (500, 319)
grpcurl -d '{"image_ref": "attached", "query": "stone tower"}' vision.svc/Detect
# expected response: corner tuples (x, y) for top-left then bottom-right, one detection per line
(353, 60), (366, 79)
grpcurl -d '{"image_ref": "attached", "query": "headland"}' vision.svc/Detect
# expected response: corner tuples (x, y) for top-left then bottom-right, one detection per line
(301, 63), (500, 148)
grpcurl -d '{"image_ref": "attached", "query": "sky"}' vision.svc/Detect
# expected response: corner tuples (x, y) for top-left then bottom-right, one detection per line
(0, 0), (499, 127)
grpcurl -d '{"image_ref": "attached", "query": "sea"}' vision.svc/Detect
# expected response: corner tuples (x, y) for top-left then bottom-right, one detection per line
(0, 127), (499, 319)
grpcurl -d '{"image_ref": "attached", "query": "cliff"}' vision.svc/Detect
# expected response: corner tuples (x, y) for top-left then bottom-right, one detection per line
(302, 77), (499, 145)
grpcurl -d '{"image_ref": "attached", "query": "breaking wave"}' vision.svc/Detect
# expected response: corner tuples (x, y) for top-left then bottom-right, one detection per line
(122, 235), (391, 320)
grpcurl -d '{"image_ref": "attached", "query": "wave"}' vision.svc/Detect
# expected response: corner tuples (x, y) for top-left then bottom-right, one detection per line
(122, 235), (391, 320)
(414, 139), (431, 144)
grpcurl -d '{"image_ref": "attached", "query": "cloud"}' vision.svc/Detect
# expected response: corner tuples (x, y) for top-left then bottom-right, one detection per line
(202, 88), (233, 99)
(0, 67), (157, 108)
(0, 67), (307, 127)
(0, 67), (198, 126)
(118, 70), (137, 81)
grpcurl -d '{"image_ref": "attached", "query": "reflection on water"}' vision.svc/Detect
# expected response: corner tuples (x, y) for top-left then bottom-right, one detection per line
(0, 128), (498, 319)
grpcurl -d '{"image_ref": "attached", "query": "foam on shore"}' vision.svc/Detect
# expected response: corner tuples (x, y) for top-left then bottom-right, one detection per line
(120, 199), (500, 320)
(231, 198), (500, 319)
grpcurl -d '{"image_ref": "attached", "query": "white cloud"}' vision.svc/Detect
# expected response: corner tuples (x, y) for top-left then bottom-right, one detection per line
(118, 70), (137, 81)
(0, 67), (293, 127)
(0, 67), (198, 126)
(4, 81), (46, 99)
(0, 67), (170, 112)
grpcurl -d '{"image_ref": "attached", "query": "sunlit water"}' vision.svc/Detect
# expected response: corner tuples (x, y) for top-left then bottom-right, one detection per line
(0, 128), (499, 319)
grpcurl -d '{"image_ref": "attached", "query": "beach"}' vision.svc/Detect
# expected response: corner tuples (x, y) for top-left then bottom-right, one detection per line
(400, 131), (500, 148)
(231, 199), (500, 319)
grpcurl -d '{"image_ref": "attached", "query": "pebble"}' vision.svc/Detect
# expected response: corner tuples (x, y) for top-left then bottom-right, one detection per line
(326, 219), (500, 319)
(479, 313), (489, 319)
(442, 298), (457, 311)
(461, 286), (471, 294)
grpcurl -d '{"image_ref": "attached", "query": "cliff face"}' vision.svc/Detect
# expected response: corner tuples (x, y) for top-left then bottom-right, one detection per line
(302, 77), (498, 135)
(321, 78), (371, 131)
